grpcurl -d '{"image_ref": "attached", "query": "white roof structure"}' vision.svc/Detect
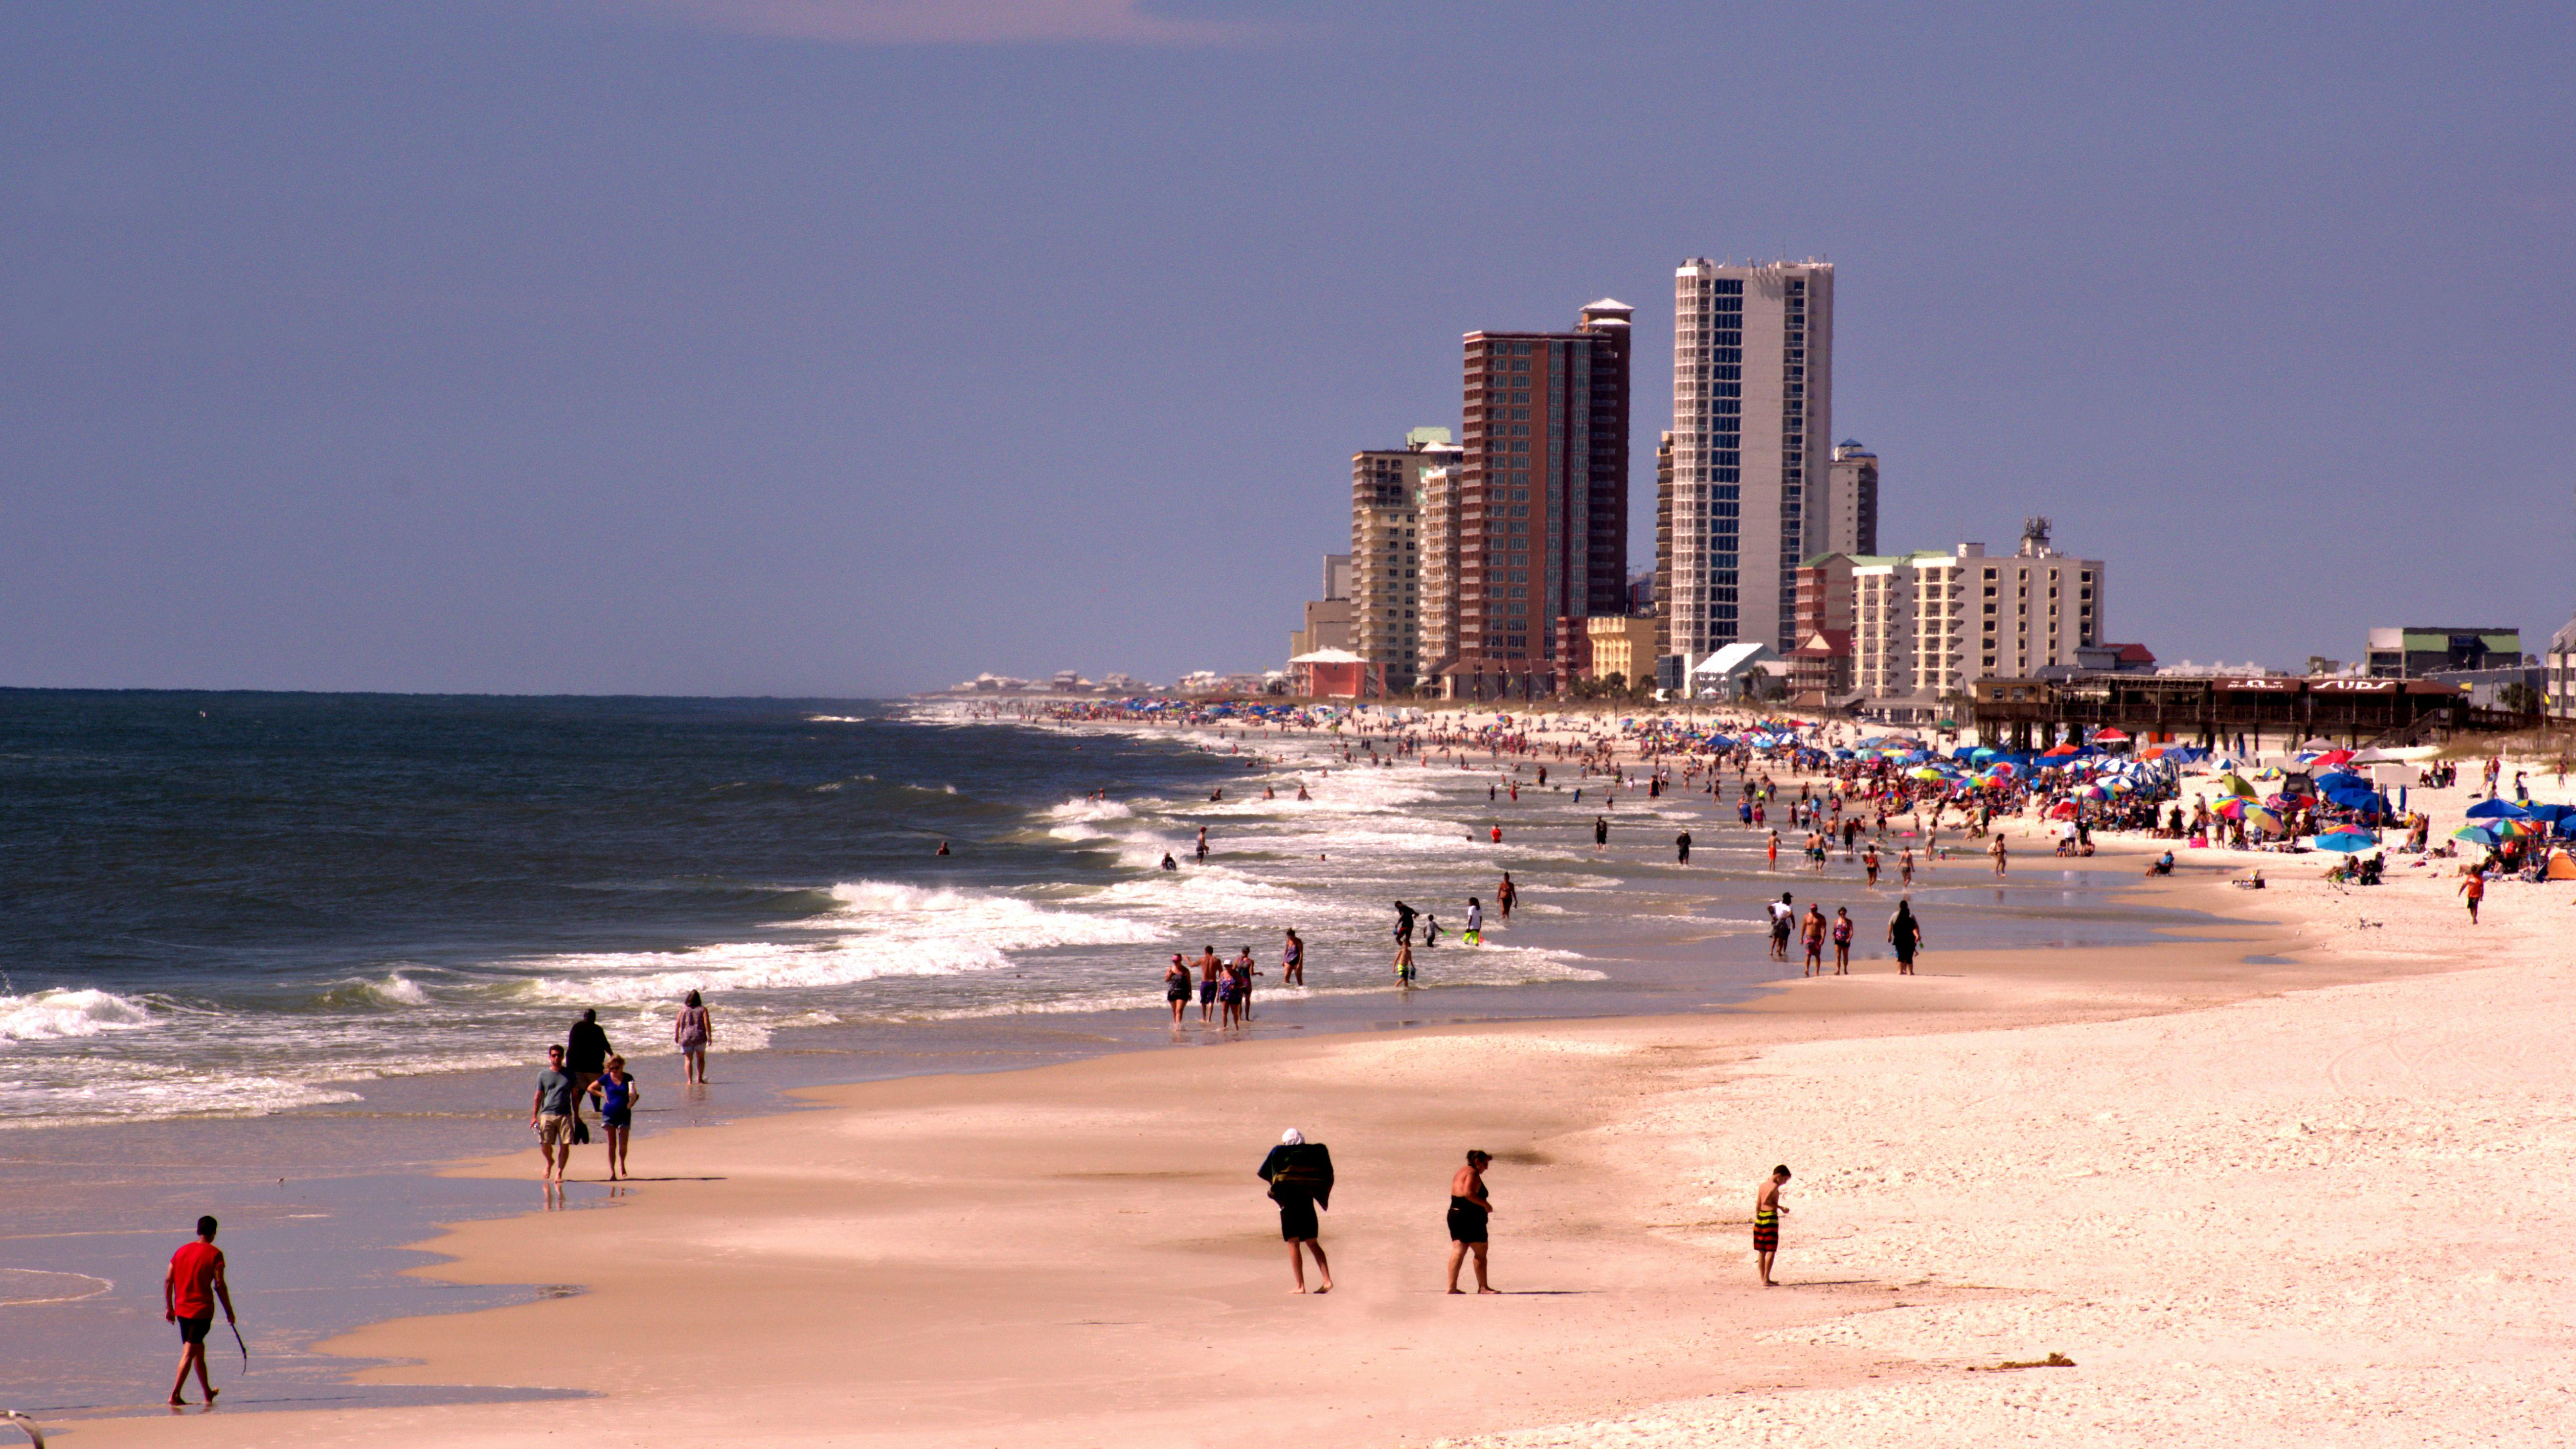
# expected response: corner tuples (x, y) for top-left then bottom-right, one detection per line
(1288, 648), (1368, 665)
(1690, 641), (1778, 677)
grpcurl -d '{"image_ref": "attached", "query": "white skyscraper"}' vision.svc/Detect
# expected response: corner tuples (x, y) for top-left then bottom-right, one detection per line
(1662, 259), (1834, 661)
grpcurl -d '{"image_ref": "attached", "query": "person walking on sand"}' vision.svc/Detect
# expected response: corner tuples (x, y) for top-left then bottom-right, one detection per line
(1676, 829), (1693, 865)
(1831, 906), (1853, 974)
(1258, 1129), (1334, 1293)
(565, 1009), (611, 1132)
(1165, 953), (1193, 1024)
(1988, 833), (2009, 877)
(1888, 898), (1924, 975)
(1446, 1150), (1497, 1294)
(589, 1055), (638, 1181)
(1281, 928), (1305, 987)
(164, 1215), (236, 1406)
(1800, 904), (1828, 976)
(2460, 866), (2486, 924)
(1754, 1165), (1790, 1287)
(673, 990), (712, 1085)
(531, 1043), (577, 1184)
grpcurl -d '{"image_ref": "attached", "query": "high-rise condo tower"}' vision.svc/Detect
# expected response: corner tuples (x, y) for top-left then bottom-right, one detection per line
(1662, 259), (1834, 661)
(1445, 299), (1632, 697)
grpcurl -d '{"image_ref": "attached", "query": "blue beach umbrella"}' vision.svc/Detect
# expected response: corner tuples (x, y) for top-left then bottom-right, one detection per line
(2314, 830), (2375, 852)
(2464, 799), (2531, 820)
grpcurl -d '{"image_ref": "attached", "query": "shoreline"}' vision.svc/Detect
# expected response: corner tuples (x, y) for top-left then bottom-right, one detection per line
(30, 720), (2567, 1444)
(53, 838), (2522, 1449)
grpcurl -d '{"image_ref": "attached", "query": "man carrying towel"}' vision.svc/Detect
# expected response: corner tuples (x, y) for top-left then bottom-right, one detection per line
(1257, 1129), (1334, 1294)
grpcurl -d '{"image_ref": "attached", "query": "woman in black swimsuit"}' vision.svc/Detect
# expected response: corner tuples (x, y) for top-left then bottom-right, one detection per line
(1446, 1150), (1496, 1293)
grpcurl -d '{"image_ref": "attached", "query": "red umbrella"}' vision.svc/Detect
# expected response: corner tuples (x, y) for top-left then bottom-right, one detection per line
(2314, 749), (2355, 767)
(2093, 728), (2131, 743)
(2041, 744), (2079, 757)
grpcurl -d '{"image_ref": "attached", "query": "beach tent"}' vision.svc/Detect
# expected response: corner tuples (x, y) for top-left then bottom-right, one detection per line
(2548, 852), (2576, 881)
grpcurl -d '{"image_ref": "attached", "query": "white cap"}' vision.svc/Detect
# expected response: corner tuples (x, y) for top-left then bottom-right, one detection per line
(1280, 1128), (1304, 1145)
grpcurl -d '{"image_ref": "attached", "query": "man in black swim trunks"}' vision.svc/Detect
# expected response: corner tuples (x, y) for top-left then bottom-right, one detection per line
(1393, 901), (1418, 947)
(565, 1008), (612, 1131)
(1446, 1149), (1496, 1294)
(1195, 945), (1222, 1024)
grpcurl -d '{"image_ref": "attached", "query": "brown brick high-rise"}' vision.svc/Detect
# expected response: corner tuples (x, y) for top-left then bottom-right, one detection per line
(1445, 299), (1631, 698)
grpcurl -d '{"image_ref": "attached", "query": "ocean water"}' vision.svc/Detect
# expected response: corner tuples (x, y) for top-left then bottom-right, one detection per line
(0, 689), (2245, 1416)
(0, 690), (2212, 1131)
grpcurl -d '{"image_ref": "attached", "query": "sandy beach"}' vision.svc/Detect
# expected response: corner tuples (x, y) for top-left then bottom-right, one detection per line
(55, 804), (2576, 1449)
(40, 723), (2576, 1449)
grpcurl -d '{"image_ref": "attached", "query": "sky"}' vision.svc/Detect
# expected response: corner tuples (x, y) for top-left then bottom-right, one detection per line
(4, 0), (2572, 696)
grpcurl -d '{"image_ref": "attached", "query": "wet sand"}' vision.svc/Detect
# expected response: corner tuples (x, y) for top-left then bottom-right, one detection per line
(58, 849), (2537, 1449)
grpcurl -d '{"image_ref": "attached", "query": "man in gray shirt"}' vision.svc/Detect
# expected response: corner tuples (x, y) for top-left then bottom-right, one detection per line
(530, 1044), (577, 1184)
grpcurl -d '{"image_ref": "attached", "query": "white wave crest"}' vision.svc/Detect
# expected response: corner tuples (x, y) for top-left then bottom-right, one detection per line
(369, 973), (432, 1006)
(520, 880), (1165, 1006)
(0, 989), (155, 1043)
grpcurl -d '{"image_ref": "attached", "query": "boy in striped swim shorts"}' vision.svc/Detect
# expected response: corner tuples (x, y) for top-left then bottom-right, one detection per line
(1755, 1165), (1790, 1287)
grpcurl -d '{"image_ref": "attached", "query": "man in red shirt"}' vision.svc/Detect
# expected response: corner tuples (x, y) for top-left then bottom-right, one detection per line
(164, 1215), (236, 1406)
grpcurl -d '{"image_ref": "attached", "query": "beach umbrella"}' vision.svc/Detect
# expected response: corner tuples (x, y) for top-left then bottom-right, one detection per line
(2313, 749), (2356, 768)
(2490, 818), (2535, 838)
(2213, 798), (2246, 820)
(2214, 774), (2256, 798)
(2050, 800), (2079, 818)
(2451, 824), (2499, 847)
(1910, 767), (1946, 781)
(2314, 830), (2375, 852)
(2247, 806), (2284, 834)
(2463, 798), (2530, 819)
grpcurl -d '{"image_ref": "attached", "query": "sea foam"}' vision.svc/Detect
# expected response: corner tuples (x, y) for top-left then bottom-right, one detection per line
(0, 989), (156, 1043)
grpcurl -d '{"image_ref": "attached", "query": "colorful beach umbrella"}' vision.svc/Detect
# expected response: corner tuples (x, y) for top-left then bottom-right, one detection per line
(2213, 798), (2246, 820)
(2452, 824), (2499, 847)
(2247, 807), (2285, 834)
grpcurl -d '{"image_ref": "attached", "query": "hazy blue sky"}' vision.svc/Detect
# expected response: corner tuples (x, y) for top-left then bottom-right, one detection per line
(6, 2), (2571, 695)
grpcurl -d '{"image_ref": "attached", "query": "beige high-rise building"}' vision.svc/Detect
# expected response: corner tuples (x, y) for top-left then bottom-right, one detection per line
(1417, 459), (1463, 683)
(1664, 259), (1834, 666)
(1825, 440), (1877, 558)
(1849, 520), (2104, 706)
(1349, 428), (1458, 688)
